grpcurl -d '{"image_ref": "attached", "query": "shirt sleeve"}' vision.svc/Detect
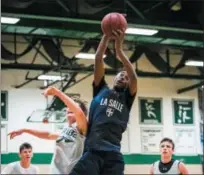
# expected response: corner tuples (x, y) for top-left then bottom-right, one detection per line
(1, 163), (14, 174)
(35, 166), (40, 174)
(125, 88), (136, 110)
(92, 77), (108, 97)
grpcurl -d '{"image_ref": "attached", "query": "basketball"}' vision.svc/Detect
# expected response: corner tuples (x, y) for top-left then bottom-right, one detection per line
(101, 12), (127, 36)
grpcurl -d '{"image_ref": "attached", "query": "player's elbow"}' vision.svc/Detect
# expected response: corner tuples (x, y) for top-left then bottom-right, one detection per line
(81, 126), (88, 136)
(78, 122), (87, 136)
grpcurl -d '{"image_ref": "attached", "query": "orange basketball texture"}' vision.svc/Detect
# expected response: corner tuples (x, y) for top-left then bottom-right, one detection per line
(101, 13), (127, 36)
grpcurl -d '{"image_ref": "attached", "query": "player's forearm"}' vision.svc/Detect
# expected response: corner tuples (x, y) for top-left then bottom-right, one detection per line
(53, 90), (88, 135)
(117, 50), (137, 82)
(95, 35), (109, 60)
(94, 35), (109, 85)
(54, 89), (83, 116)
(22, 129), (56, 140)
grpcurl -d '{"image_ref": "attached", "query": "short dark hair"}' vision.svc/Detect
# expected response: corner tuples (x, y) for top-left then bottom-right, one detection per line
(74, 98), (88, 116)
(19, 142), (32, 153)
(160, 137), (175, 150)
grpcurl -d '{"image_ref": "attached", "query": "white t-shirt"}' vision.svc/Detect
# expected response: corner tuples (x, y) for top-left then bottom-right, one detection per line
(50, 124), (85, 174)
(153, 160), (181, 174)
(1, 161), (39, 174)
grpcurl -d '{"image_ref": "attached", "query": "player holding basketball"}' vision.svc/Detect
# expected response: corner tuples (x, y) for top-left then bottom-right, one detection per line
(70, 29), (137, 175)
(1, 142), (39, 174)
(8, 87), (88, 174)
(149, 138), (189, 175)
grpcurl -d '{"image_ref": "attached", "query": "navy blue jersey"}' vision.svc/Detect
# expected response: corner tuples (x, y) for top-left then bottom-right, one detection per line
(85, 77), (135, 152)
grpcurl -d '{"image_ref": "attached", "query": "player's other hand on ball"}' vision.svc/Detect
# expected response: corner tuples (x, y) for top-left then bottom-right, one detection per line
(112, 29), (125, 59)
(43, 86), (58, 96)
(112, 29), (125, 43)
(8, 130), (24, 140)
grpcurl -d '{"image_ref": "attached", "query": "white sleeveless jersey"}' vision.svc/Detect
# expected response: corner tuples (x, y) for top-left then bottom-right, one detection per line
(50, 124), (85, 174)
(1, 161), (39, 174)
(153, 160), (181, 174)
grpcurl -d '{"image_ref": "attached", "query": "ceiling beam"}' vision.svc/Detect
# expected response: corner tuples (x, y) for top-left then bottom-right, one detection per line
(2, 12), (203, 34)
(126, 0), (146, 20)
(137, 71), (204, 80)
(2, 27), (203, 48)
(2, 31), (203, 49)
(56, 0), (70, 13)
(177, 81), (204, 94)
(2, 63), (204, 80)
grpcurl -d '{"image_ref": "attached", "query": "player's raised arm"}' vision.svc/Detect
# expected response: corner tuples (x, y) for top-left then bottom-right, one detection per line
(113, 29), (137, 96)
(43, 87), (87, 135)
(94, 35), (110, 86)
